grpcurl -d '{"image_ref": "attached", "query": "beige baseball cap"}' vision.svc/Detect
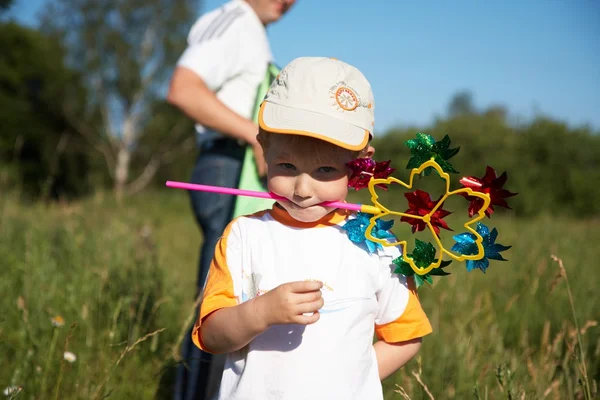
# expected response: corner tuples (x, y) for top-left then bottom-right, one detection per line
(258, 57), (375, 151)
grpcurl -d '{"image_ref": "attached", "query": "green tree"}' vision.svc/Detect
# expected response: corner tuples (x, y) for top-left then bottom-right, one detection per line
(0, 21), (93, 200)
(447, 90), (476, 117)
(516, 118), (600, 216)
(0, 0), (14, 13)
(40, 0), (200, 199)
(128, 101), (195, 192)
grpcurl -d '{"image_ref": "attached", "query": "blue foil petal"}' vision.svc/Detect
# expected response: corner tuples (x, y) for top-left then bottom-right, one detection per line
(452, 222), (510, 273)
(342, 212), (396, 255)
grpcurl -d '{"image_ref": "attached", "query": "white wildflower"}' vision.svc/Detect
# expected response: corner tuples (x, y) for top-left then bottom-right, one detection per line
(3, 386), (23, 396)
(63, 351), (77, 363)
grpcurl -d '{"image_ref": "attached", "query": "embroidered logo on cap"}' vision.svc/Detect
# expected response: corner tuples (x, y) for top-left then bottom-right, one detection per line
(330, 81), (370, 113)
(335, 87), (359, 111)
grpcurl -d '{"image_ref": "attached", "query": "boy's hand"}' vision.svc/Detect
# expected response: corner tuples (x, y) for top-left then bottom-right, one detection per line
(253, 281), (324, 327)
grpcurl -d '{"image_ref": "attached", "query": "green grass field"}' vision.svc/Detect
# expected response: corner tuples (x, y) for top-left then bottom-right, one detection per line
(1, 190), (598, 399)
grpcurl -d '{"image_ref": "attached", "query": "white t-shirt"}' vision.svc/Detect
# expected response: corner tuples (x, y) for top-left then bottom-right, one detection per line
(177, 0), (274, 140)
(194, 206), (433, 400)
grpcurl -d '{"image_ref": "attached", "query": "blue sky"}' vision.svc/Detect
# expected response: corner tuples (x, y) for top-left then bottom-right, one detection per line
(8, 0), (600, 133)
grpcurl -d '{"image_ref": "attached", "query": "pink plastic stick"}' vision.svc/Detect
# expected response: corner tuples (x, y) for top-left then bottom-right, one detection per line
(165, 181), (363, 212)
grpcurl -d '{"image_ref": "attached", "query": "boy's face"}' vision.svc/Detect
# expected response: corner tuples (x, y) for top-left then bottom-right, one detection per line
(263, 135), (354, 223)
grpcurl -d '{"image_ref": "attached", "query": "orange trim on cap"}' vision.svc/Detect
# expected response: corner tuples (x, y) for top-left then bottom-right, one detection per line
(258, 102), (370, 151)
(374, 277), (433, 343)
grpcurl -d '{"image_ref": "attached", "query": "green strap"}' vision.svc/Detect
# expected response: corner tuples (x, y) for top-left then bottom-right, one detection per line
(232, 63), (281, 218)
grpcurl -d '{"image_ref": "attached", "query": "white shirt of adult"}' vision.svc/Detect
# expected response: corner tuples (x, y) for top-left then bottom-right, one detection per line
(177, 0), (274, 141)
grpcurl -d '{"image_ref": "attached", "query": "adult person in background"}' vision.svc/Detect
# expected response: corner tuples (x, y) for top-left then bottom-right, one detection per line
(167, 0), (296, 399)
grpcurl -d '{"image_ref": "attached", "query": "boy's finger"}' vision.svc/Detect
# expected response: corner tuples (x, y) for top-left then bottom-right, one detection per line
(288, 280), (323, 293)
(296, 290), (322, 304)
(297, 311), (320, 325)
(297, 298), (324, 314)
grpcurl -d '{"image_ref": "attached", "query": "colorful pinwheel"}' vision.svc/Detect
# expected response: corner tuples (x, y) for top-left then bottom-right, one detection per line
(167, 132), (517, 286)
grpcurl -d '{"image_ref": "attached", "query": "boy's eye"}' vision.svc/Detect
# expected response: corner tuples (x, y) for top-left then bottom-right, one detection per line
(317, 166), (337, 173)
(279, 163), (296, 170)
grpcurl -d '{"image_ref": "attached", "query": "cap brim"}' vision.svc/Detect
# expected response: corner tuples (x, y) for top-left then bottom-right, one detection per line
(258, 102), (370, 151)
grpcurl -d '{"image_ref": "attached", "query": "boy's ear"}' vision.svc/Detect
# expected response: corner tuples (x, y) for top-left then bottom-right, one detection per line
(256, 131), (266, 148)
(366, 145), (375, 158)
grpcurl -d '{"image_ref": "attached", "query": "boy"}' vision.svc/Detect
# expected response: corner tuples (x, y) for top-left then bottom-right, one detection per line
(192, 57), (432, 399)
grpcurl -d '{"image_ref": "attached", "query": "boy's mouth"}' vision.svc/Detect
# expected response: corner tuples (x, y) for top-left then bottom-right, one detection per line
(288, 200), (316, 210)
(276, 200), (318, 214)
(275, 196), (336, 212)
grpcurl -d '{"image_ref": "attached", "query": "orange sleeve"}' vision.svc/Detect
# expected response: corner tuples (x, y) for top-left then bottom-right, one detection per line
(375, 277), (432, 343)
(192, 221), (239, 352)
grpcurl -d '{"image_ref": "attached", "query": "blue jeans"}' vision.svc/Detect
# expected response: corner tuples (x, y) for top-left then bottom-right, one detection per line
(174, 140), (244, 400)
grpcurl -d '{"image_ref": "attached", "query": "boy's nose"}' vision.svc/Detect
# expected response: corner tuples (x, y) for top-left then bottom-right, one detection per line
(293, 174), (312, 200)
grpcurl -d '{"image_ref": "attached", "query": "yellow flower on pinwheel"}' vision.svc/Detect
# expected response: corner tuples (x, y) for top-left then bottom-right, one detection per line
(363, 158), (492, 276)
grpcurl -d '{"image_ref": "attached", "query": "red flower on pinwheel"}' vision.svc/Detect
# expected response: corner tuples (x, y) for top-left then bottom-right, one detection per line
(347, 158), (396, 191)
(459, 166), (518, 217)
(400, 190), (453, 236)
